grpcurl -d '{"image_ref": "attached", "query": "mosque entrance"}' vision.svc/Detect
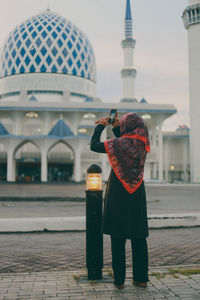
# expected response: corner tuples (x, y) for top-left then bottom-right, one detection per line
(0, 163), (7, 182)
(15, 142), (41, 183)
(17, 162), (41, 183)
(48, 163), (73, 182)
(48, 142), (74, 182)
(0, 143), (7, 182)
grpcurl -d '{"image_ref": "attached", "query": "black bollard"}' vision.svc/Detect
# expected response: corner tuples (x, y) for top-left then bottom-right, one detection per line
(86, 164), (103, 280)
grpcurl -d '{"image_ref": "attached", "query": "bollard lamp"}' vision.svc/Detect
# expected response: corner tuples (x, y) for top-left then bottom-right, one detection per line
(86, 164), (103, 280)
(86, 164), (102, 191)
(170, 165), (175, 183)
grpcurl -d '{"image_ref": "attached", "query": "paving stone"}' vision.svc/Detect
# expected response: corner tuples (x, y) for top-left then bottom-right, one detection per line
(164, 297), (181, 300)
(0, 228), (199, 299)
(0, 228), (200, 273)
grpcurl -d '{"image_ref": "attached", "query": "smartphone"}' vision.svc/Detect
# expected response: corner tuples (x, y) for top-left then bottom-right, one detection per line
(108, 109), (117, 124)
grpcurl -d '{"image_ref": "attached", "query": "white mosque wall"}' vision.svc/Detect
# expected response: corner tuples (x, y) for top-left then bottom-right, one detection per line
(0, 111), (97, 137)
(144, 163), (151, 181)
(163, 136), (189, 182)
(70, 95), (86, 103)
(188, 21), (200, 182)
(0, 107), (185, 183)
(0, 127), (190, 183)
(29, 94), (63, 102)
(0, 118), (14, 134)
(0, 73), (96, 100)
(0, 95), (21, 102)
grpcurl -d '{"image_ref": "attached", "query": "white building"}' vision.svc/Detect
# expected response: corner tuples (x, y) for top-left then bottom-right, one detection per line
(163, 126), (190, 183)
(182, 0), (200, 183)
(0, 0), (189, 184)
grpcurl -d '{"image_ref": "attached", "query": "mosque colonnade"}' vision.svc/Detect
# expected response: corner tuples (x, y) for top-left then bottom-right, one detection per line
(0, 110), (170, 183)
(0, 137), (88, 183)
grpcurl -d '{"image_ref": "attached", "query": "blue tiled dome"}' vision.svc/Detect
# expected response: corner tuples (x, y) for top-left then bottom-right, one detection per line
(0, 10), (96, 81)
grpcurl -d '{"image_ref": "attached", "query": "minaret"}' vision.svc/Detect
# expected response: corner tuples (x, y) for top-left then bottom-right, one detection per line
(121, 0), (137, 102)
(182, 0), (200, 182)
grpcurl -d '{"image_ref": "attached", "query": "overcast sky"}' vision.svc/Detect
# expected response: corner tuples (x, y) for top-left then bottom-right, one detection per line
(0, 0), (189, 130)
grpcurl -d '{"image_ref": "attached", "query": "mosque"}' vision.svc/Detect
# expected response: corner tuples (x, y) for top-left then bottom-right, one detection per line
(0, 0), (190, 183)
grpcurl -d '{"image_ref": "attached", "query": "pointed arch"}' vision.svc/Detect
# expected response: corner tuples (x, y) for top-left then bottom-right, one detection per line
(14, 139), (41, 157)
(14, 140), (41, 182)
(47, 140), (74, 182)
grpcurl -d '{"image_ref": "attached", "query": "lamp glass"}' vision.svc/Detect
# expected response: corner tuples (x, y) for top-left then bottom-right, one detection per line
(86, 173), (102, 191)
(170, 165), (175, 171)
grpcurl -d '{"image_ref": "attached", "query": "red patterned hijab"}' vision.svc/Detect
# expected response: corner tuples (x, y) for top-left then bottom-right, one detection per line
(104, 113), (150, 194)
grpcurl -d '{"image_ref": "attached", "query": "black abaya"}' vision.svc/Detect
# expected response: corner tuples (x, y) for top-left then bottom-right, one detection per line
(90, 124), (149, 239)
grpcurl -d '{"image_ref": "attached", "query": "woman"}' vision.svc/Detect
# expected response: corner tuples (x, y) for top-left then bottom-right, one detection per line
(90, 112), (150, 289)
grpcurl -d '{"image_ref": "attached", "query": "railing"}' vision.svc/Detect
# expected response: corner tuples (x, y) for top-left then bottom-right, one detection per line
(183, 4), (200, 29)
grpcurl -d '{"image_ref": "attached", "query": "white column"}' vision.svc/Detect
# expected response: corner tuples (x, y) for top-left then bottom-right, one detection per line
(69, 112), (79, 135)
(41, 152), (48, 182)
(151, 126), (157, 179)
(13, 112), (22, 135)
(73, 150), (81, 182)
(158, 121), (163, 182)
(152, 127), (157, 148)
(42, 113), (52, 135)
(164, 139), (169, 183)
(185, 3), (200, 182)
(7, 150), (15, 182)
(153, 162), (157, 179)
(182, 139), (187, 182)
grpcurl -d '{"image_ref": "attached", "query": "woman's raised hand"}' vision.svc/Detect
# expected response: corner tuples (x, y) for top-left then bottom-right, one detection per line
(112, 118), (120, 128)
(95, 117), (109, 126)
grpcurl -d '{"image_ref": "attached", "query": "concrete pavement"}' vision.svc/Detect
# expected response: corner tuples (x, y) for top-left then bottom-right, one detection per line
(0, 183), (200, 232)
(1, 213), (200, 232)
(0, 183), (200, 212)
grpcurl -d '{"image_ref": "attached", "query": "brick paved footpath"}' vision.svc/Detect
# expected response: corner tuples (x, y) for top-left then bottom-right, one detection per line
(0, 228), (200, 273)
(0, 228), (200, 299)
(0, 267), (200, 299)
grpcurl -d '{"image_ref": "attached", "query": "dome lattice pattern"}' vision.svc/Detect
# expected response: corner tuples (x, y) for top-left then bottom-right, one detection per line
(0, 10), (96, 81)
